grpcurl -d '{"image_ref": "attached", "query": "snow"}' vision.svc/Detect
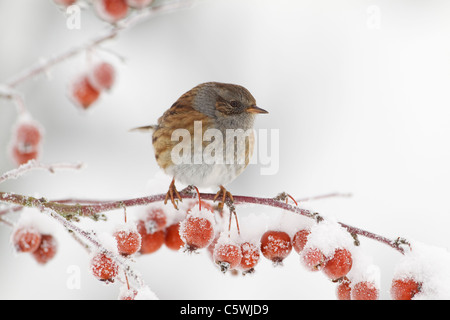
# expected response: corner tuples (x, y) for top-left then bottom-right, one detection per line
(134, 285), (158, 300)
(303, 218), (354, 257)
(14, 208), (58, 235)
(393, 241), (450, 300)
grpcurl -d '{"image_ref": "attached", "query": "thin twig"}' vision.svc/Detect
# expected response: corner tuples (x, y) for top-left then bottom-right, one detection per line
(40, 205), (147, 290)
(1, 0), (195, 90)
(296, 192), (353, 203)
(0, 160), (84, 184)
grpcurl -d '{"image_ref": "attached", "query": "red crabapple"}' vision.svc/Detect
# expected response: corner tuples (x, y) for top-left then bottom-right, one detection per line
(351, 281), (379, 300)
(239, 242), (260, 273)
(136, 220), (165, 254)
(32, 234), (57, 265)
(292, 229), (310, 254)
(164, 223), (185, 251)
(114, 229), (141, 256)
(142, 207), (167, 233)
(11, 147), (39, 166)
(94, 0), (129, 23)
(180, 213), (215, 251)
(322, 248), (353, 280)
(300, 247), (326, 272)
(260, 230), (292, 265)
(91, 252), (119, 282)
(88, 62), (115, 91)
(336, 277), (352, 300)
(126, 0), (153, 9)
(70, 74), (100, 109)
(213, 243), (243, 273)
(13, 121), (42, 149)
(12, 227), (42, 253)
(390, 277), (422, 300)
(10, 120), (43, 165)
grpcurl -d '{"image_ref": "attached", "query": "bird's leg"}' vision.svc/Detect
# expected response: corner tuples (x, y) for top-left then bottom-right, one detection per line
(164, 178), (182, 209)
(213, 185), (234, 211)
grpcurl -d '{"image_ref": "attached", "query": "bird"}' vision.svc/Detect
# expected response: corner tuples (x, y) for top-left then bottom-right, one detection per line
(132, 82), (268, 209)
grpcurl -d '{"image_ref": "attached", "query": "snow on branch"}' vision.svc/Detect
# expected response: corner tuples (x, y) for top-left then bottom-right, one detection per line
(0, 160), (84, 184)
(0, 187), (407, 254)
(0, 0), (195, 91)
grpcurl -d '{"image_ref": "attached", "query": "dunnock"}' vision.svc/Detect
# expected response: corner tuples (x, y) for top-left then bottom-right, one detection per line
(133, 82), (268, 209)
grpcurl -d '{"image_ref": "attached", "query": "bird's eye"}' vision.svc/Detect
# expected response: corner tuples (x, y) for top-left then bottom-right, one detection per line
(230, 101), (240, 108)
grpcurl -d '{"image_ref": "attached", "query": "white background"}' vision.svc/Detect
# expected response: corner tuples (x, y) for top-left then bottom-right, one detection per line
(0, 0), (449, 299)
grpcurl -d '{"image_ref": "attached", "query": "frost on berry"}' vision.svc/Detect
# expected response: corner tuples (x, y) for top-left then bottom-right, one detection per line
(114, 224), (142, 256)
(141, 206), (167, 233)
(9, 116), (43, 166)
(260, 230), (292, 266)
(91, 252), (119, 283)
(88, 62), (115, 91)
(239, 241), (260, 274)
(292, 229), (310, 254)
(12, 227), (42, 253)
(391, 277), (422, 300)
(346, 261), (381, 300)
(32, 234), (58, 265)
(322, 248), (353, 280)
(69, 74), (101, 109)
(212, 235), (243, 273)
(298, 219), (354, 275)
(300, 247), (326, 272)
(93, 0), (129, 23)
(136, 220), (165, 254)
(179, 206), (215, 252)
(126, 0), (154, 9)
(351, 281), (379, 300)
(336, 277), (352, 300)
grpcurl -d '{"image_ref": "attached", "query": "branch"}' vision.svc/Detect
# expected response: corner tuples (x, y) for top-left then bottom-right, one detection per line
(0, 0), (195, 91)
(0, 160), (84, 184)
(0, 188), (406, 254)
(40, 205), (148, 291)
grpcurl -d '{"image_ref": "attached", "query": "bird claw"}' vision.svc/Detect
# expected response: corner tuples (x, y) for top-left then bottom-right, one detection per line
(213, 185), (234, 210)
(164, 178), (182, 210)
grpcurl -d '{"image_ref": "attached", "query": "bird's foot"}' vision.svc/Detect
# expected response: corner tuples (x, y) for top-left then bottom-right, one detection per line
(164, 178), (182, 210)
(213, 185), (234, 211)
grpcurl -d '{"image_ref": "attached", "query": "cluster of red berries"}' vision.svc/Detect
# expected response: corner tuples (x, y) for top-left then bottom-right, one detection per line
(12, 226), (57, 264)
(69, 61), (115, 110)
(9, 116), (44, 166)
(53, 0), (154, 23)
(335, 275), (421, 300)
(175, 201), (261, 274)
(90, 205), (185, 285)
(87, 199), (426, 299)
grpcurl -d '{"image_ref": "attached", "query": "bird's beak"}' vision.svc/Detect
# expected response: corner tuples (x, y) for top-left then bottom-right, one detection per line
(246, 105), (268, 114)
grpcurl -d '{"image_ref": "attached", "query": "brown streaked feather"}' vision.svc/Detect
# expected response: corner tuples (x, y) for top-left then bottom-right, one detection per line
(152, 92), (214, 170)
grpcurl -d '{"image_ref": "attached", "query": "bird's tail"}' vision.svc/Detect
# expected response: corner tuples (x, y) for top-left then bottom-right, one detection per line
(129, 125), (157, 133)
